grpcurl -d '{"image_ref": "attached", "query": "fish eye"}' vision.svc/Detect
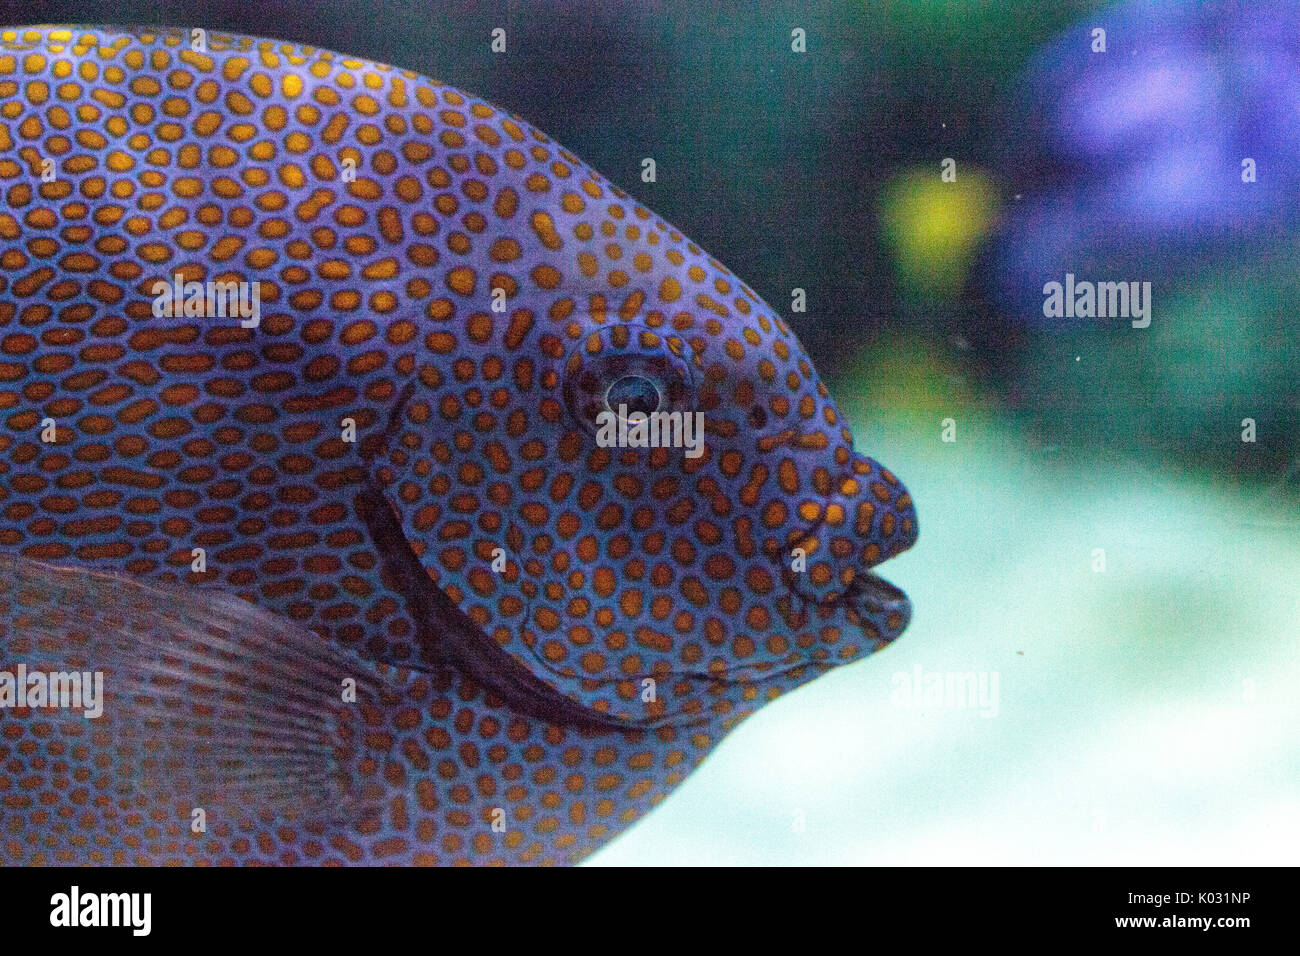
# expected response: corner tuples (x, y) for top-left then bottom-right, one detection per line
(561, 326), (697, 437)
(604, 375), (662, 416)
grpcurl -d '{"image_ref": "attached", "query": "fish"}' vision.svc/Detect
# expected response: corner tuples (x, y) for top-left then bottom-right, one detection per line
(0, 25), (918, 865)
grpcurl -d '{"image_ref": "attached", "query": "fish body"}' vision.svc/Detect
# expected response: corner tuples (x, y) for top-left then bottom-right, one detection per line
(0, 26), (917, 865)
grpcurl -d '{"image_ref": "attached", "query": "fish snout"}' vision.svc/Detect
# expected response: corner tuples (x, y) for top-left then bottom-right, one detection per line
(845, 450), (918, 561)
(779, 450), (917, 641)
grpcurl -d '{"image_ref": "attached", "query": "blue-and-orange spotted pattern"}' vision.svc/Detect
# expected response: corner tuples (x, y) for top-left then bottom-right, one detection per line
(0, 26), (917, 865)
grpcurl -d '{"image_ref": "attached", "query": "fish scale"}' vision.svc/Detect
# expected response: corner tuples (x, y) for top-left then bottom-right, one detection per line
(0, 25), (918, 865)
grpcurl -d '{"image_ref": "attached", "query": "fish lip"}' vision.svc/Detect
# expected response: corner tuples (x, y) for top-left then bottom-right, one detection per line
(843, 569), (911, 621)
(774, 566), (913, 646)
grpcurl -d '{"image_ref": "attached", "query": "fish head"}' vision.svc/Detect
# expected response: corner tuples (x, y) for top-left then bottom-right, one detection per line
(372, 173), (917, 727)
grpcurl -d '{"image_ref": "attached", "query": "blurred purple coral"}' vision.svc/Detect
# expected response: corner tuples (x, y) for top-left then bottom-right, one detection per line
(988, 0), (1300, 319)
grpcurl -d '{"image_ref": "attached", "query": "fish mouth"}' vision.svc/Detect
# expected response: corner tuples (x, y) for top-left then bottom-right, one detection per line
(840, 569), (912, 637)
(767, 562), (913, 652)
(770, 506), (915, 646)
(767, 451), (918, 645)
(842, 568), (910, 618)
(783, 566), (911, 630)
(708, 570), (913, 684)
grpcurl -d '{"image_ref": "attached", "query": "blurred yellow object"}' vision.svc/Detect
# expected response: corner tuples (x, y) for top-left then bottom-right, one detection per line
(879, 166), (998, 298)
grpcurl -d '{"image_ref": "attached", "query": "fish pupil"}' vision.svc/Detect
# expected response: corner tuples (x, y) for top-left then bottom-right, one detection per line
(605, 375), (661, 416)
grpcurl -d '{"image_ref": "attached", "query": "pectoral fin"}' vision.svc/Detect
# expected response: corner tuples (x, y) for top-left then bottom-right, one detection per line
(0, 554), (380, 862)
